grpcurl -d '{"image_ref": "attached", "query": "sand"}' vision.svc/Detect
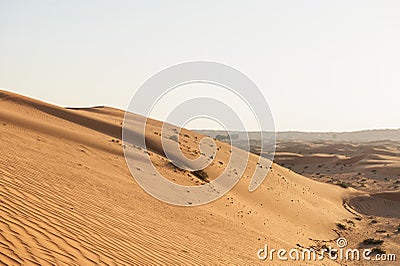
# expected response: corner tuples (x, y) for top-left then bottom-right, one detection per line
(273, 140), (400, 193)
(0, 90), (398, 265)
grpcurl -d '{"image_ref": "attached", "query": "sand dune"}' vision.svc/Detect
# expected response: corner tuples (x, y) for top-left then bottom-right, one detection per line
(198, 130), (400, 193)
(349, 192), (400, 218)
(274, 140), (400, 193)
(0, 90), (398, 265)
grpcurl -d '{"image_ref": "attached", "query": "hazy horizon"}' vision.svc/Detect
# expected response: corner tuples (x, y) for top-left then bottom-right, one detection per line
(1, 1), (399, 132)
(1, 87), (399, 133)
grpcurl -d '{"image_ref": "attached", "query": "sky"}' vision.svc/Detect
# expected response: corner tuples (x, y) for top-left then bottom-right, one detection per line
(1, 0), (399, 132)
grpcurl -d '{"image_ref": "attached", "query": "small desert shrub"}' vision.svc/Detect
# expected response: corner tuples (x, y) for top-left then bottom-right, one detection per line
(371, 247), (386, 255)
(168, 135), (178, 142)
(362, 238), (384, 245)
(336, 223), (346, 230)
(321, 244), (337, 255)
(337, 182), (350, 189)
(193, 170), (209, 182)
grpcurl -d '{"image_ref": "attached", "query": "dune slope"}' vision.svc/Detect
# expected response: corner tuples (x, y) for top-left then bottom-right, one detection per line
(0, 90), (367, 265)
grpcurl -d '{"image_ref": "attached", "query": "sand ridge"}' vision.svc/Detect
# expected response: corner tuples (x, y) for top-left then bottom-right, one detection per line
(0, 90), (398, 265)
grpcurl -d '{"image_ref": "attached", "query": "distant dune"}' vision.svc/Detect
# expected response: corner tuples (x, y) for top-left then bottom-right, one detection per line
(274, 140), (400, 193)
(199, 129), (400, 142)
(0, 90), (399, 265)
(199, 129), (400, 193)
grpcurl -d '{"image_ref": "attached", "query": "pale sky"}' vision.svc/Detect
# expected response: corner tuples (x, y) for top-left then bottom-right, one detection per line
(1, 0), (399, 131)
